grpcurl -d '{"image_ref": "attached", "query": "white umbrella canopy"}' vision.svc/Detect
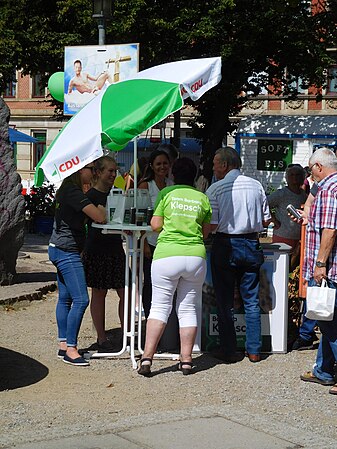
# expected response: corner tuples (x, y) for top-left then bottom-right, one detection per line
(34, 57), (222, 187)
(131, 57), (222, 101)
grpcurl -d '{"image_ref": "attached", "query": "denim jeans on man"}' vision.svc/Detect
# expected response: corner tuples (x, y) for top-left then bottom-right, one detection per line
(48, 246), (89, 347)
(211, 235), (264, 355)
(299, 302), (317, 341)
(309, 277), (337, 382)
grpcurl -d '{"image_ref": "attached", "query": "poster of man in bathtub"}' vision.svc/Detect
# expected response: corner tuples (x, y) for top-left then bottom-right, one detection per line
(64, 43), (139, 115)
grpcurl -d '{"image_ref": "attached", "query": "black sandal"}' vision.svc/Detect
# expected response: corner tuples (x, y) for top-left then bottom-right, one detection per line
(138, 357), (152, 377)
(178, 361), (194, 376)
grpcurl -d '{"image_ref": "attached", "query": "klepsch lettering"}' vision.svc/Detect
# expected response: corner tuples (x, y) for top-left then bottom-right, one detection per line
(171, 201), (201, 213)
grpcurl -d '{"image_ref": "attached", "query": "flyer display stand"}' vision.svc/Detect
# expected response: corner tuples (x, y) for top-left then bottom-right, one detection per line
(202, 243), (292, 354)
(91, 223), (151, 368)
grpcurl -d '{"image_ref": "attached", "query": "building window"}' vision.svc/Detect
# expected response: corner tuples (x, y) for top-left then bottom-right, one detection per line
(32, 131), (47, 168)
(32, 74), (46, 98)
(327, 66), (337, 94)
(246, 72), (269, 96)
(288, 77), (307, 95)
(3, 73), (17, 98)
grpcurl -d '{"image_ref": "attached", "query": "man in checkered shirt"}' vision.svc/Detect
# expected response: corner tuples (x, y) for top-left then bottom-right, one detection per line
(300, 147), (337, 395)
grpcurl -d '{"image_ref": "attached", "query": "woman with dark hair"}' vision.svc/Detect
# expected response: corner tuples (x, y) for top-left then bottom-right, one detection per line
(138, 149), (173, 318)
(48, 163), (106, 366)
(154, 143), (178, 166)
(138, 158), (212, 376)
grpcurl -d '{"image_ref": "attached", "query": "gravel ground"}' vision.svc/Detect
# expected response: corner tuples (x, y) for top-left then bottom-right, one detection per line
(1, 290), (337, 448)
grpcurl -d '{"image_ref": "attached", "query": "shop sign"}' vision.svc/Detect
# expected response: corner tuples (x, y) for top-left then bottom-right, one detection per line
(257, 139), (293, 171)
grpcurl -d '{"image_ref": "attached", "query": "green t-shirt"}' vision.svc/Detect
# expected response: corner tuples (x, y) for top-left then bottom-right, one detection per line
(152, 185), (212, 260)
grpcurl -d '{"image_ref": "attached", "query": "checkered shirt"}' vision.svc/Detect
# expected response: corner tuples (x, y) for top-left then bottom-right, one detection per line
(304, 172), (337, 282)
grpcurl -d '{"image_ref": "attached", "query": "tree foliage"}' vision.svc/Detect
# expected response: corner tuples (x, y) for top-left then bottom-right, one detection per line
(0, 0), (96, 99)
(1, 0), (337, 176)
(107, 0), (337, 176)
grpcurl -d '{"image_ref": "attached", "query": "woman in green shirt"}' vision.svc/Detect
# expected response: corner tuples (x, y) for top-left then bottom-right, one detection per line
(138, 158), (212, 376)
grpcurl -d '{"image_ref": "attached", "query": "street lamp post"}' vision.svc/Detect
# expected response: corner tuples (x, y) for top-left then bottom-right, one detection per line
(92, 0), (112, 45)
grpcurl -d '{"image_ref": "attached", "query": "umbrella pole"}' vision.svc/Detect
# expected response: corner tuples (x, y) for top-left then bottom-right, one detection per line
(133, 137), (137, 209)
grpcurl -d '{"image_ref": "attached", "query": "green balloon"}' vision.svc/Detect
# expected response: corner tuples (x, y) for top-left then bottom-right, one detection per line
(48, 72), (64, 102)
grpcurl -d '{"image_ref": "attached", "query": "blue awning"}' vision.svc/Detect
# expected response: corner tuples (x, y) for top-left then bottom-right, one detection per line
(122, 137), (201, 153)
(9, 128), (38, 143)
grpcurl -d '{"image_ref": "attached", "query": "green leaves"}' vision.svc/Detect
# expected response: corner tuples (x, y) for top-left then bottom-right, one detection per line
(0, 0), (95, 92)
(2, 0), (337, 178)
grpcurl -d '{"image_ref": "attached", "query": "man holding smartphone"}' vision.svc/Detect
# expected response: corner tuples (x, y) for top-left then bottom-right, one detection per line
(299, 147), (337, 395)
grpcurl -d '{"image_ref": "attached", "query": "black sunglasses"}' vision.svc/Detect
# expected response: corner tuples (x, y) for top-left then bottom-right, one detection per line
(83, 166), (95, 173)
(287, 163), (303, 168)
(307, 163), (318, 175)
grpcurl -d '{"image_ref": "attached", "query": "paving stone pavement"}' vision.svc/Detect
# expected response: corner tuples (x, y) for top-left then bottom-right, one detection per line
(3, 407), (337, 449)
(1, 232), (337, 449)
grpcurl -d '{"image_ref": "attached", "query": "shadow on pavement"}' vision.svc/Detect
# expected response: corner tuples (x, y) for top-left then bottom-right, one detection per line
(148, 353), (222, 377)
(0, 347), (49, 391)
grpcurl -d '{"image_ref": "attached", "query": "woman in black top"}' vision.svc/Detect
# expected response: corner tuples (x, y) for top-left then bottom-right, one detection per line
(48, 163), (106, 366)
(82, 156), (127, 351)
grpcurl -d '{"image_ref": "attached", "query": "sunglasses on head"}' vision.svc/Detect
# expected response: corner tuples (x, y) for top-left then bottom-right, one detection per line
(287, 163), (302, 168)
(83, 166), (95, 173)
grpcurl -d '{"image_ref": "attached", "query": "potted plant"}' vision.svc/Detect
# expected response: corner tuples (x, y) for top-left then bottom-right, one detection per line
(24, 184), (56, 234)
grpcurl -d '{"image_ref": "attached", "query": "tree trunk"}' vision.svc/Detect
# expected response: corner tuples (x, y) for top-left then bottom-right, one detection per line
(0, 99), (25, 285)
(199, 82), (243, 184)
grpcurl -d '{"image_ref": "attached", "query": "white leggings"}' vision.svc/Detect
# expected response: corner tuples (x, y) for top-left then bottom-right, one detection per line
(149, 256), (206, 327)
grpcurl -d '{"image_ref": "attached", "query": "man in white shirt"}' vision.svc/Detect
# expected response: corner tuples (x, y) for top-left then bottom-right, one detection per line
(206, 147), (271, 363)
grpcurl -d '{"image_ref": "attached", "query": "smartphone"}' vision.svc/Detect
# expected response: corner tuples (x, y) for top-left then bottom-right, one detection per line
(286, 204), (302, 220)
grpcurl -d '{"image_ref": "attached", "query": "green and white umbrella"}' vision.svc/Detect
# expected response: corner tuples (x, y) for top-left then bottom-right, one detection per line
(34, 57), (221, 186)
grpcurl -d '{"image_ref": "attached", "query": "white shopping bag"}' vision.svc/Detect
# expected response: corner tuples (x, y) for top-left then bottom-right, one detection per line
(305, 279), (336, 321)
(106, 189), (125, 224)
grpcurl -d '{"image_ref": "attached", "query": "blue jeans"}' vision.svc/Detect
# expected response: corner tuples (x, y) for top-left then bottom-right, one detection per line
(299, 301), (316, 341)
(48, 246), (89, 347)
(308, 277), (337, 382)
(211, 235), (264, 355)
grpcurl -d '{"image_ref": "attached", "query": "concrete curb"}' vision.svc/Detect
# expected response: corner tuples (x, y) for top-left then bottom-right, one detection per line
(0, 232), (57, 306)
(0, 282), (57, 306)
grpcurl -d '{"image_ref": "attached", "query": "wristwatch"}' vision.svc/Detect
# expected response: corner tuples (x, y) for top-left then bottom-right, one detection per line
(316, 261), (326, 268)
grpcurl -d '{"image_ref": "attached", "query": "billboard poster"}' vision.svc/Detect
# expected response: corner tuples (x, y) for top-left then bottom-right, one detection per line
(64, 43), (139, 115)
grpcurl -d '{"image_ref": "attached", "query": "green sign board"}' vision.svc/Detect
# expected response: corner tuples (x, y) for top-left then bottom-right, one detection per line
(257, 139), (293, 171)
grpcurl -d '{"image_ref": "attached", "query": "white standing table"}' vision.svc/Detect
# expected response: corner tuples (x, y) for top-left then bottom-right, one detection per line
(91, 223), (151, 368)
